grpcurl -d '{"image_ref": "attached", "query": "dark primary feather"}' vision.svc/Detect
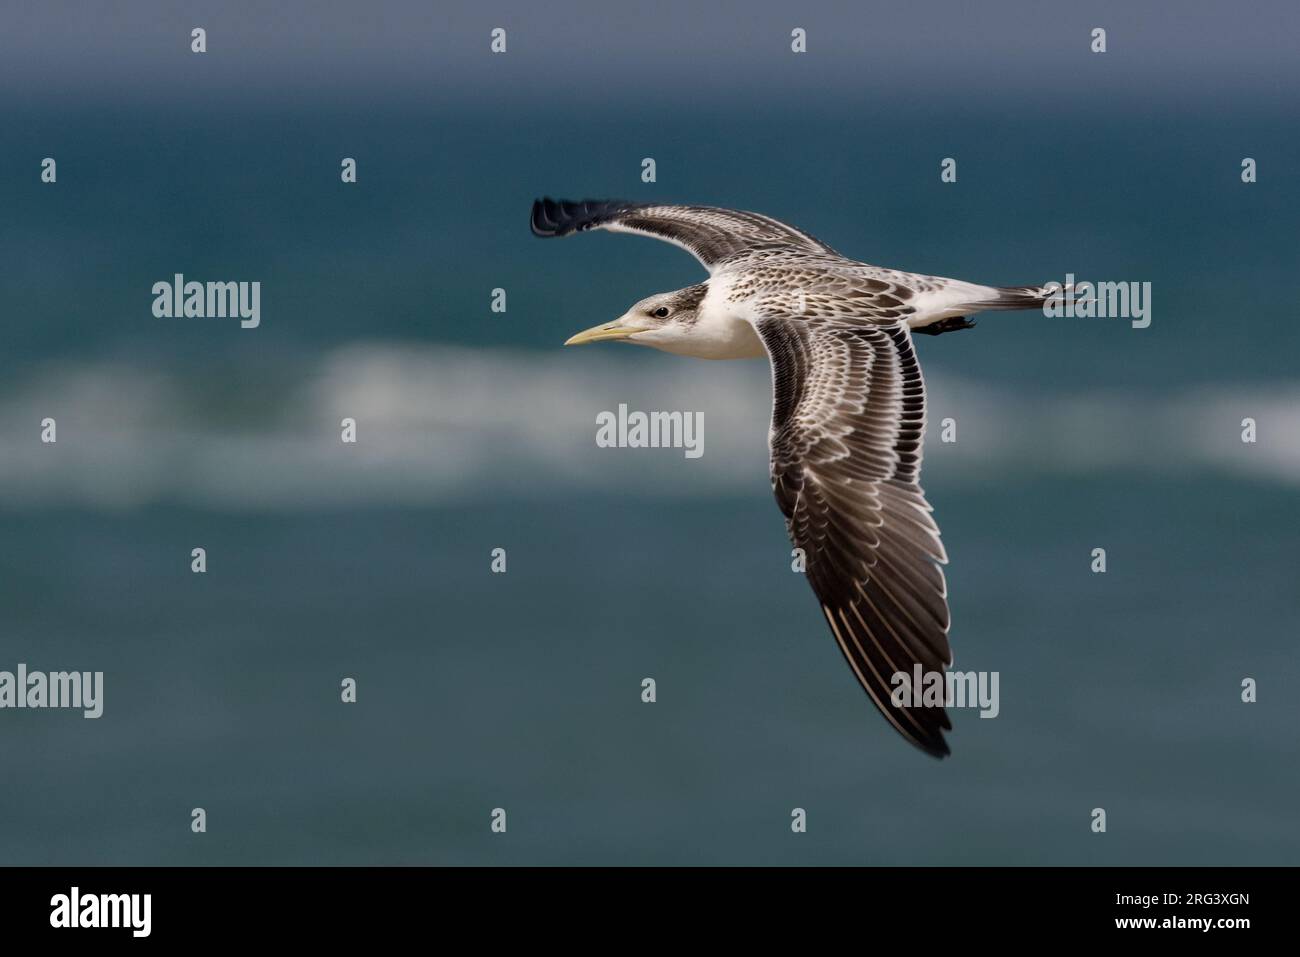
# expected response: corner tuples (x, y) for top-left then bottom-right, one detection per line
(530, 197), (839, 271)
(755, 316), (954, 758)
(530, 198), (648, 237)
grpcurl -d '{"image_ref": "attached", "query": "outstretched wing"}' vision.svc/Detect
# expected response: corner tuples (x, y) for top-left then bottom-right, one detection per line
(753, 315), (954, 757)
(530, 197), (840, 273)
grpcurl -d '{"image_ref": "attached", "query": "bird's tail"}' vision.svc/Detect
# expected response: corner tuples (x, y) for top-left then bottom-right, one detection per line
(970, 283), (1067, 311)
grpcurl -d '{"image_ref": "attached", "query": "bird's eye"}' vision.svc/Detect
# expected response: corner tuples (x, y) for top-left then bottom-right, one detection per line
(652, 306), (671, 318)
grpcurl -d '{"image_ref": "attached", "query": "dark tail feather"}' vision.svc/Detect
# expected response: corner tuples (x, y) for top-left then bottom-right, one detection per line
(978, 283), (1060, 311)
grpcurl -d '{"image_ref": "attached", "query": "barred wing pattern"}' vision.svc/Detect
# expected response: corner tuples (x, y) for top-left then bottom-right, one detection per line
(753, 316), (954, 757)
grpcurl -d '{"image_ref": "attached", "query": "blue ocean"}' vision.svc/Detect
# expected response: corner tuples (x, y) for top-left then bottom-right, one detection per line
(1, 0), (1297, 864)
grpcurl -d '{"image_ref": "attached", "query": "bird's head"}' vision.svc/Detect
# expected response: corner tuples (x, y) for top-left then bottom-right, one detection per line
(564, 284), (708, 351)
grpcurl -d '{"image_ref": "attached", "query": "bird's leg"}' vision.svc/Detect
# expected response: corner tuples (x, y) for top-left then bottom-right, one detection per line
(915, 317), (977, 336)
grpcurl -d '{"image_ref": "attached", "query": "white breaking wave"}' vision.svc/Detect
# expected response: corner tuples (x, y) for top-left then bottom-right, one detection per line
(0, 342), (1296, 508)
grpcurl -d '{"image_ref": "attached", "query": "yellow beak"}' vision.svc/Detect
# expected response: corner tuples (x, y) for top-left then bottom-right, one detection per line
(564, 320), (646, 346)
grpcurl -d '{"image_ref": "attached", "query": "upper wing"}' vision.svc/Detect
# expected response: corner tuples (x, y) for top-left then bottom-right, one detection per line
(753, 315), (954, 757)
(530, 197), (840, 273)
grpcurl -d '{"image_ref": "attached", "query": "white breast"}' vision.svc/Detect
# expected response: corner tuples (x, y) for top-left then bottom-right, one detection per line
(677, 277), (767, 360)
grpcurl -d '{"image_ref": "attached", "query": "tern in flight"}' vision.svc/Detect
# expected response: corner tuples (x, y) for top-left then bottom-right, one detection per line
(532, 198), (1053, 757)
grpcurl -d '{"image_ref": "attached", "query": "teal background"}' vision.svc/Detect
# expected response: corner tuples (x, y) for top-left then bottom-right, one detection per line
(0, 0), (1297, 864)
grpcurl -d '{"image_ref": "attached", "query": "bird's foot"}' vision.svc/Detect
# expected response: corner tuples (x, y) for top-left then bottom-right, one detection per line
(915, 317), (977, 336)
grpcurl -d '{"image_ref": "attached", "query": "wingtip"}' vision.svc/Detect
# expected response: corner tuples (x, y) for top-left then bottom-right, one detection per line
(906, 713), (952, 759)
(530, 196), (558, 237)
(913, 735), (951, 759)
(529, 197), (642, 238)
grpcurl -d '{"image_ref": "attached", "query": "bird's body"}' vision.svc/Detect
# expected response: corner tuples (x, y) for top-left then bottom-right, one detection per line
(654, 262), (1029, 360)
(533, 198), (1050, 758)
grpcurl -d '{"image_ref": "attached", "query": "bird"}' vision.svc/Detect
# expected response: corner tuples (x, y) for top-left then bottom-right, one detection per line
(531, 198), (1054, 758)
